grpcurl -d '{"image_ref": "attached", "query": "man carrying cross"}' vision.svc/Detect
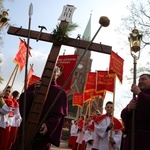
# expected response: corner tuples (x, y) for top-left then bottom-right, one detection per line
(13, 66), (68, 150)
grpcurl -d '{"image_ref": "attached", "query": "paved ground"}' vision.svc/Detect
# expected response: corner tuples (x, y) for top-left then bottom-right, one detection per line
(51, 140), (71, 150)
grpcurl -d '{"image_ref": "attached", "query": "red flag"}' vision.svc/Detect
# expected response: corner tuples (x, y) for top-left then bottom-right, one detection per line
(96, 71), (115, 93)
(56, 55), (78, 92)
(109, 51), (124, 83)
(83, 90), (96, 103)
(72, 93), (83, 107)
(28, 75), (40, 87)
(14, 39), (32, 72)
(83, 72), (96, 103)
(95, 90), (106, 99)
(84, 72), (96, 92)
(26, 65), (34, 88)
(96, 71), (108, 92)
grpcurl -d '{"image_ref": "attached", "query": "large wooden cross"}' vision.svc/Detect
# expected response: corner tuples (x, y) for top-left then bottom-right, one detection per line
(7, 5), (112, 149)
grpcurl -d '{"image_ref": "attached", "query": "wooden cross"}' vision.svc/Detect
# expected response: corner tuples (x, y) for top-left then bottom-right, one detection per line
(7, 5), (112, 149)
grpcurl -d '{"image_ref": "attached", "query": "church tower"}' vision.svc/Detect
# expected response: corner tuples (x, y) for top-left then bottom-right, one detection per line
(66, 15), (93, 121)
(70, 14), (92, 94)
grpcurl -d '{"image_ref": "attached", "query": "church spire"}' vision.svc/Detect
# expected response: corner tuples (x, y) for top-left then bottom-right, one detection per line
(82, 13), (92, 41)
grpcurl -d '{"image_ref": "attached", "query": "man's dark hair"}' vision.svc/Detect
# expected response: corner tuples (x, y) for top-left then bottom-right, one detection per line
(105, 101), (113, 106)
(12, 90), (20, 98)
(140, 74), (150, 78)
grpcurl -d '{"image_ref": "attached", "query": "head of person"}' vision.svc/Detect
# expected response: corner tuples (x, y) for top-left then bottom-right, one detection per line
(91, 109), (100, 119)
(105, 101), (114, 115)
(79, 114), (85, 121)
(4, 86), (12, 98)
(52, 66), (61, 81)
(12, 90), (20, 99)
(138, 74), (150, 91)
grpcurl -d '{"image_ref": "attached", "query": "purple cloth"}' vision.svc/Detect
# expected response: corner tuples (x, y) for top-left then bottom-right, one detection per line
(14, 81), (68, 150)
(121, 90), (150, 150)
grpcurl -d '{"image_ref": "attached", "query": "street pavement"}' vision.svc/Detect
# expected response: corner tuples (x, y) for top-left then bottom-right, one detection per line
(51, 140), (71, 150)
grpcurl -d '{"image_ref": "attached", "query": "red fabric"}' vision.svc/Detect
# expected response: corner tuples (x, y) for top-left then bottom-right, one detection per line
(7, 127), (18, 149)
(87, 122), (95, 131)
(1, 126), (11, 149)
(56, 55), (78, 92)
(78, 119), (84, 129)
(96, 71), (115, 93)
(14, 39), (32, 72)
(109, 51), (124, 83)
(84, 72), (96, 91)
(72, 93), (83, 107)
(28, 75), (40, 88)
(27, 65), (34, 88)
(73, 141), (86, 150)
(4, 97), (13, 107)
(68, 136), (77, 147)
(79, 140), (86, 150)
(96, 114), (124, 131)
(0, 127), (5, 149)
(5, 97), (14, 117)
(12, 98), (19, 107)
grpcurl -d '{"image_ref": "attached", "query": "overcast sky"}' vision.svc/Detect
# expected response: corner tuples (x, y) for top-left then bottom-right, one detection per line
(0, 0), (135, 118)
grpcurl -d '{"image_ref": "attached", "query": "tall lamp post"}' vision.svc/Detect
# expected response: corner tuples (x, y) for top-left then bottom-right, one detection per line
(128, 28), (142, 150)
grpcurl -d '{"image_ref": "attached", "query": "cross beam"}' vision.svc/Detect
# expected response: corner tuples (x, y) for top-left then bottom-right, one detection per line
(8, 26), (112, 54)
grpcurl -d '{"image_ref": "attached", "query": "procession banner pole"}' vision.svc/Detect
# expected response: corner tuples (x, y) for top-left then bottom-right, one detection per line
(4, 64), (18, 89)
(21, 3), (33, 150)
(11, 65), (19, 88)
(109, 74), (116, 150)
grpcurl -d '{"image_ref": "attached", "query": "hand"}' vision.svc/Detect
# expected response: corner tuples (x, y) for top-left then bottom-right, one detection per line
(109, 137), (115, 145)
(128, 99), (137, 112)
(131, 83), (141, 95)
(34, 80), (41, 89)
(39, 123), (48, 135)
(109, 122), (114, 129)
(0, 97), (5, 107)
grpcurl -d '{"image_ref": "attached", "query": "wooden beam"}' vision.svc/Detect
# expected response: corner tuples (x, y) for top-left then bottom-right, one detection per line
(7, 26), (112, 54)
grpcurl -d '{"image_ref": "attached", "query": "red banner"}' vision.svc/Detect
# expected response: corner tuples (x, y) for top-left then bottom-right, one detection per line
(56, 55), (78, 92)
(96, 71), (115, 93)
(28, 75), (40, 87)
(84, 72), (96, 92)
(109, 51), (124, 83)
(14, 39), (32, 72)
(95, 90), (106, 99)
(72, 93), (83, 107)
(26, 65), (34, 88)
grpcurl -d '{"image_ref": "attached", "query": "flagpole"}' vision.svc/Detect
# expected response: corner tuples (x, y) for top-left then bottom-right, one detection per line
(5, 64), (19, 89)
(21, 3), (33, 150)
(11, 65), (19, 88)
(109, 74), (116, 150)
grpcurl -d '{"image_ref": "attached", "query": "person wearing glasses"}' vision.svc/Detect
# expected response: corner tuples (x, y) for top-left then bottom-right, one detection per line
(92, 101), (124, 150)
(121, 74), (150, 150)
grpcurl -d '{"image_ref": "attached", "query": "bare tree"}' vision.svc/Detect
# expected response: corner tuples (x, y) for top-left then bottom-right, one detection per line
(118, 0), (150, 48)
(117, 0), (150, 75)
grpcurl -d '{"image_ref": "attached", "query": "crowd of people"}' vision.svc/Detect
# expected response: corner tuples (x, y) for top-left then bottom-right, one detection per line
(0, 73), (150, 150)
(68, 101), (124, 150)
(0, 86), (22, 150)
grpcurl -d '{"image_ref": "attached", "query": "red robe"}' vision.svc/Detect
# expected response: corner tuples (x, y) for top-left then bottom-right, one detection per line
(0, 97), (13, 150)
